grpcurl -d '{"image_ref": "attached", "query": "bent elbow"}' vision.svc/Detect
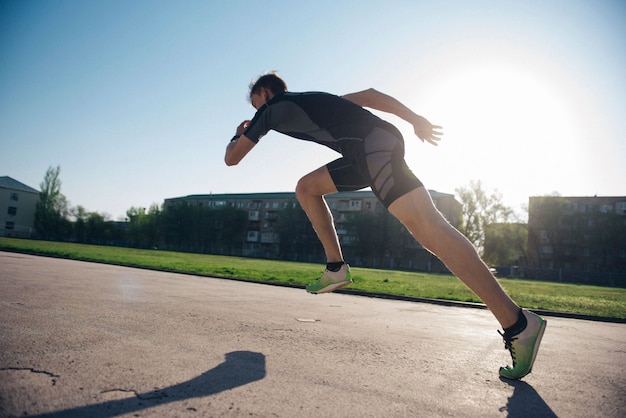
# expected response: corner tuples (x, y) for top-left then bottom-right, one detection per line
(363, 88), (380, 104)
(224, 147), (241, 166)
(224, 156), (239, 166)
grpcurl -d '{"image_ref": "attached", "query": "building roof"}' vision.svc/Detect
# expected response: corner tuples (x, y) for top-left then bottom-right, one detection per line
(0, 176), (39, 194)
(175, 192), (297, 201)
(529, 195), (625, 200)
(166, 189), (455, 201)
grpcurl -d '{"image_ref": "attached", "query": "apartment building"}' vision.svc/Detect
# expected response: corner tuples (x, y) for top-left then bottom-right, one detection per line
(526, 195), (626, 283)
(164, 189), (461, 270)
(0, 176), (39, 238)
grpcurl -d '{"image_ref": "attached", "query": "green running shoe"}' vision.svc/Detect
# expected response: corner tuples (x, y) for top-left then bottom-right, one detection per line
(306, 264), (352, 294)
(499, 309), (547, 380)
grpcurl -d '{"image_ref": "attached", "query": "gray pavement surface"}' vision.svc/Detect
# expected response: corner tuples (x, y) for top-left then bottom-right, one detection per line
(0, 251), (624, 418)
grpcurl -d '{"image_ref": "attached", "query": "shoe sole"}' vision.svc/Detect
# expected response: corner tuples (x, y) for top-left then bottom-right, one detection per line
(307, 280), (353, 294)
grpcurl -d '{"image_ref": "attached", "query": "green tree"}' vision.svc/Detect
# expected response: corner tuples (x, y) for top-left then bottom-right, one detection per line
(527, 195), (569, 269)
(346, 211), (380, 259)
(456, 180), (514, 254)
(274, 199), (322, 261)
(35, 165), (71, 239)
(209, 206), (247, 255)
(483, 223), (528, 266)
(589, 211), (626, 273)
(160, 203), (247, 254)
(70, 206), (121, 245)
(127, 204), (162, 249)
(343, 209), (410, 268)
(71, 205), (89, 243)
(162, 202), (197, 251)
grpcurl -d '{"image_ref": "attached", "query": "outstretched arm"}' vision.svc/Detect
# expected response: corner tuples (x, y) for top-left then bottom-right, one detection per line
(225, 120), (256, 166)
(342, 88), (442, 146)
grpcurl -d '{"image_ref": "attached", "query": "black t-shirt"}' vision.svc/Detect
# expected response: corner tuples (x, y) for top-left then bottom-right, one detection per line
(244, 92), (402, 153)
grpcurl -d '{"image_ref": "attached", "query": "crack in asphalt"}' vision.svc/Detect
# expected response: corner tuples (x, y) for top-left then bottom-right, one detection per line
(0, 367), (59, 385)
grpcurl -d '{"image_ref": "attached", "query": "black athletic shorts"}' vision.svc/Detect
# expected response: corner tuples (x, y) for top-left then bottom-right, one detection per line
(327, 127), (423, 208)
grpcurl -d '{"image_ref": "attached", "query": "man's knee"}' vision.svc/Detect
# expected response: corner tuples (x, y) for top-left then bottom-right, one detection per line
(295, 175), (313, 201)
(295, 167), (336, 200)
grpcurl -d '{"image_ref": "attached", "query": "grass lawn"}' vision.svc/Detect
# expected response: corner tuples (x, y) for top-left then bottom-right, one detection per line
(1, 237), (625, 320)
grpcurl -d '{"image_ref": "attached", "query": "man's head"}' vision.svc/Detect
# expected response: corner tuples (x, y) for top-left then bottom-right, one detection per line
(249, 72), (287, 109)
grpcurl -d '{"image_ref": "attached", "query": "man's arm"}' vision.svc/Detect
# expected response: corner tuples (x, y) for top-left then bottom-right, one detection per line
(225, 120), (256, 166)
(342, 88), (442, 146)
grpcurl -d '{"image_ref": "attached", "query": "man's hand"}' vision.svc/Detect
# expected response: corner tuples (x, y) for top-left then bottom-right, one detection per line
(412, 115), (443, 146)
(225, 120), (256, 166)
(236, 120), (251, 137)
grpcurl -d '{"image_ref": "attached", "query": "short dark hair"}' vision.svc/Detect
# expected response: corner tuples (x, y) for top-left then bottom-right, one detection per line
(249, 72), (288, 97)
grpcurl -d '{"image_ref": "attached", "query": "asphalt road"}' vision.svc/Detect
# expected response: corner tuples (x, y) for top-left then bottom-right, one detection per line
(0, 251), (624, 417)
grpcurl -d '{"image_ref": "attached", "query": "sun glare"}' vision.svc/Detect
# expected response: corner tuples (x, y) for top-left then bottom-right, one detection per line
(413, 62), (584, 203)
(408, 63), (586, 209)
(437, 64), (577, 148)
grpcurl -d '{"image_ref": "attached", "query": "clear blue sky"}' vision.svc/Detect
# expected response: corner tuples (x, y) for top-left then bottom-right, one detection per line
(2, 0), (624, 220)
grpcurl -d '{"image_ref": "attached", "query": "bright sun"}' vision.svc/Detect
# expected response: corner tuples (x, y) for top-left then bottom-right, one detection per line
(434, 64), (577, 148)
(400, 61), (588, 208)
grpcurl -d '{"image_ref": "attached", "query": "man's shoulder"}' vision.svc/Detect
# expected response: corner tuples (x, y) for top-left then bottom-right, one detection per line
(280, 91), (338, 100)
(273, 91), (351, 109)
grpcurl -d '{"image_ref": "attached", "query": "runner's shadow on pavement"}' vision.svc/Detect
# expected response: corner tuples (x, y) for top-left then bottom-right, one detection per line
(30, 350), (266, 418)
(499, 377), (557, 418)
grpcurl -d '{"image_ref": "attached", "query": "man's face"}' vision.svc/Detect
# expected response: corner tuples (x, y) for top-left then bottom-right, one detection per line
(250, 93), (264, 110)
(250, 88), (270, 110)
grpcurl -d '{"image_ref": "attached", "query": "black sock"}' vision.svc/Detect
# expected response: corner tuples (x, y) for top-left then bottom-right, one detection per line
(504, 309), (527, 336)
(326, 261), (345, 272)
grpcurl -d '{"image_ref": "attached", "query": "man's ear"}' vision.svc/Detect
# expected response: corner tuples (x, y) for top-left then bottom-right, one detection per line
(262, 87), (273, 101)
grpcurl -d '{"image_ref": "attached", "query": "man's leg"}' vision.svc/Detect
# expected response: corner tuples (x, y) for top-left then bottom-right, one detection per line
(296, 166), (353, 294)
(390, 187), (547, 380)
(295, 165), (343, 263)
(388, 186), (520, 328)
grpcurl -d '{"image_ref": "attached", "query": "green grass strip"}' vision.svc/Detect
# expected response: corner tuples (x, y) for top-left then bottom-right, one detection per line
(1, 237), (625, 319)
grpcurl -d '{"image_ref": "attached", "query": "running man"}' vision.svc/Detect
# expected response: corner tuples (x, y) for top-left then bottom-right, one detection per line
(225, 72), (546, 380)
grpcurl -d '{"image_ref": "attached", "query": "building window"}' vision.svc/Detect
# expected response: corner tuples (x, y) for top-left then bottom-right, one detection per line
(261, 232), (279, 243)
(10, 193), (19, 201)
(5, 221), (15, 230)
(350, 200), (362, 211)
(7, 207), (17, 216)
